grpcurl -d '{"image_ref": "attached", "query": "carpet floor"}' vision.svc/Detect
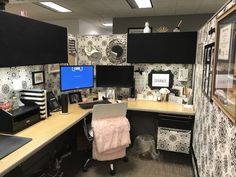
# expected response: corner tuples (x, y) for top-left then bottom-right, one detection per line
(61, 150), (194, 177)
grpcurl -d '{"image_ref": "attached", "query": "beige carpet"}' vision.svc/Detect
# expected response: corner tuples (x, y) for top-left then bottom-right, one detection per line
(72, 151), (194, 177)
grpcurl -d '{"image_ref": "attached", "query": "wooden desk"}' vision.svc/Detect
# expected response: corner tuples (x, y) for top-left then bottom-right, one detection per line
(0, 101), (194, 176)
(0, 105), (90, 176)
(128, 100), (194, 116)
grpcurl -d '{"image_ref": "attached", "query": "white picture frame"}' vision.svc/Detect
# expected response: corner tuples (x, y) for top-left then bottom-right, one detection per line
(152, 73), (170, 87)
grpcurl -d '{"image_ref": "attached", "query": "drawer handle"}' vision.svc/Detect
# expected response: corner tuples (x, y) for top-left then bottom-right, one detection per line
(158, 114), (192, 120)
(26, 120), (31, 125)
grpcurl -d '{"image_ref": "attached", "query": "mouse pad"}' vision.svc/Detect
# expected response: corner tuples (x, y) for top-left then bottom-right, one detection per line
(0, 134), (32, 159)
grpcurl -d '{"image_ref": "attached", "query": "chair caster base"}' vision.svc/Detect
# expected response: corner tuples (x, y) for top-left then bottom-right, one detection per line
(83, 159), (92, 172)
(83, 167), (88, 172)
(123, 156), (128, 162)
(110, 170), (116, 176)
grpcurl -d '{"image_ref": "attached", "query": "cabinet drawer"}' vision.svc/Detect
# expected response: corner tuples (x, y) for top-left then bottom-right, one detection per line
(13, 113), (41, 132)
(158, 115), (193, 130)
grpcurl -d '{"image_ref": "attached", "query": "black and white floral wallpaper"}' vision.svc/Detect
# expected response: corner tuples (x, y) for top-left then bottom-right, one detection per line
(0, 34), (193, 109)
(193, 2), (236, 177)
(77, 34), (193, 96)
(78, 34), (127, 65)
(0, 65), (45, 100)
(44, 68), (61, 96)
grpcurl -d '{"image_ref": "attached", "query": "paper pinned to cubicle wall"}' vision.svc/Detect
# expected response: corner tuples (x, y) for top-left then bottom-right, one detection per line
(178, 69), (188, 81)
(98, 92), (106, 100)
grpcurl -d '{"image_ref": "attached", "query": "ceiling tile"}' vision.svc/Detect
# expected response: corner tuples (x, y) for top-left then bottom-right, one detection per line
(4, 0), (228, 29)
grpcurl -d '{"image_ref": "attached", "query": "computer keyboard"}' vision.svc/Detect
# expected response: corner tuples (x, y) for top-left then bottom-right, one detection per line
(78, 100), (111, 109)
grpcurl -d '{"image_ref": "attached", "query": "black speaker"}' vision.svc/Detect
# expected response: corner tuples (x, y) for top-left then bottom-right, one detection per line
(61, 94), (68, 114)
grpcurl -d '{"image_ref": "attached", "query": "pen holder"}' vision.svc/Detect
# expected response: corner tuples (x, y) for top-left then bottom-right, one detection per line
(137, 94), (144, 100)
(161, 93), (168, 102)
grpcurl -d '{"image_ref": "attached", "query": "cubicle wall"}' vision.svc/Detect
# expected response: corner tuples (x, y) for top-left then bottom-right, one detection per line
(77, 34), (193, 98)
(193, 1), (236, 177)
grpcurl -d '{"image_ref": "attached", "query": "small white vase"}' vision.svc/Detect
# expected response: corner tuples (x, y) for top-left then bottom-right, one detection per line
(143, 22), (151, 33)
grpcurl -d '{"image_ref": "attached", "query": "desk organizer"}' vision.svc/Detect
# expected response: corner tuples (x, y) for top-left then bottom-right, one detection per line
(20, 89), (47, 119)
(0, 103), (40, 133)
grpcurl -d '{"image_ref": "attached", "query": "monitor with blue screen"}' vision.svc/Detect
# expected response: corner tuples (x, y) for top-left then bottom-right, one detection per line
(60, 65), (94, 92)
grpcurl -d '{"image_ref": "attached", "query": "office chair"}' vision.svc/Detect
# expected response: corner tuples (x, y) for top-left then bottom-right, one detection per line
(82, 103), (130, 175)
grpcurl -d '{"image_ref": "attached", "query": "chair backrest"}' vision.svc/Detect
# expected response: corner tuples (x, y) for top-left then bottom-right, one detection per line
(92, 102), (127, 121)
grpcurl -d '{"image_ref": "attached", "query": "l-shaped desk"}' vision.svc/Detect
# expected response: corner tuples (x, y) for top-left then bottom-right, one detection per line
(0, 100), (195, 176)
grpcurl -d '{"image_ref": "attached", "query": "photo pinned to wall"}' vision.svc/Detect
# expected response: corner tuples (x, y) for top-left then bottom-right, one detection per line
(48, 64), (60, 73)
(218, 23), (232, 60)
(32, 71), (45, 85)
(196, 43), (204, 64)
(69, 92), (82, 104)
(68, 54), (77, 65)
(178, 68), (188, 81)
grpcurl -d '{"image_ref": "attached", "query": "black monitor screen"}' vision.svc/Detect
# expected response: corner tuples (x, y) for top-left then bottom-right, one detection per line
(96, 65), (134, 88)
(60, 65), (94, 92)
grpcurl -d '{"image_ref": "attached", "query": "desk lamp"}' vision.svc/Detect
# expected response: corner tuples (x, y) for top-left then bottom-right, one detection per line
(143, 22), (151, 33)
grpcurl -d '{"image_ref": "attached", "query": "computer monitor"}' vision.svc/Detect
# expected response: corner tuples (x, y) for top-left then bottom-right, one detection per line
(60, 65), (94, 92)
(96, 65), (134, 88)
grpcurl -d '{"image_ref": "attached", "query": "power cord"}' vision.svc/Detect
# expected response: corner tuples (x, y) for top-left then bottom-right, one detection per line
(47, 152), (71, 177)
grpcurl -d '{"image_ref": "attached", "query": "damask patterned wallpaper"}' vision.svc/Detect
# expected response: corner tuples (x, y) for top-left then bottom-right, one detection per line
(193, 2), (236, 177)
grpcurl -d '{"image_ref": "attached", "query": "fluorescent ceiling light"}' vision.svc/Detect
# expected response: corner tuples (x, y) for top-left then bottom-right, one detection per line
(103, 23), (113, 27)
(135, 0), (152, 8)
(39, 2), (72, 12)
(89, 31), (99, 35)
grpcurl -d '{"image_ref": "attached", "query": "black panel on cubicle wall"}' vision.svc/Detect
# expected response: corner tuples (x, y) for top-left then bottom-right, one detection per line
(127, 32), (197, 64)
(0, 11), (68, 67)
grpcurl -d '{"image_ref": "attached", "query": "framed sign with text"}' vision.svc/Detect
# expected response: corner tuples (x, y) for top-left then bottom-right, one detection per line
(148, 70), (173, 89)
